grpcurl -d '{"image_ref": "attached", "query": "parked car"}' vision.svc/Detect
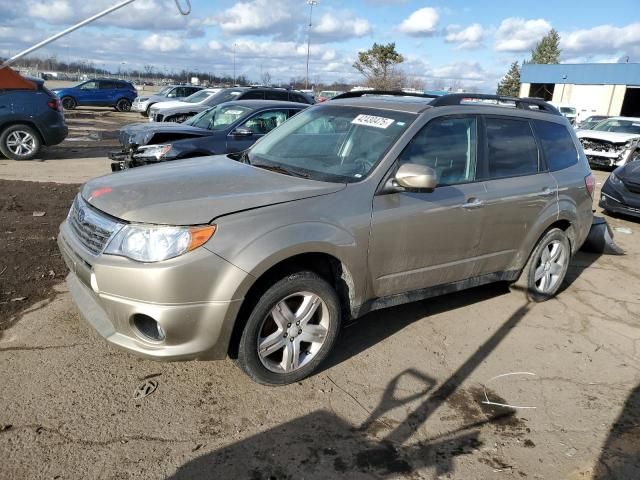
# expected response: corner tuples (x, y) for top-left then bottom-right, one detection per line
(549, 102), (577, 125)
(58, 93), (594, 385)
(52, 79), (137, 112)
(317, 90), (344, 102)
(110, 100), (308, 170)
(577, 117), (640, 168)
(147, 88), (221, 123)
(149, 87), (314, 123)
(577, 115), (609, 131)
(600, 160), (640, 219)
(0, 76), (68, 160)
(131, 85), (204, 117)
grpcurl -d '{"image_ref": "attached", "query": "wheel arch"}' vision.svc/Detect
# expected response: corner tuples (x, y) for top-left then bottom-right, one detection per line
(227, 251), (356, 358)
(0, 120), (45, 144)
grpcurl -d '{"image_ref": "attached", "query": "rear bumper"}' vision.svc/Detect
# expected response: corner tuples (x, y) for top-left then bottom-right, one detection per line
(38, 118), (68, 146)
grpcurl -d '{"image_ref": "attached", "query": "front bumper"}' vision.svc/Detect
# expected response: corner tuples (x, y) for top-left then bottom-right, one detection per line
(583, 148), (635, 169)
(58, 221), (250, 360)
(599, 181), (640, 219)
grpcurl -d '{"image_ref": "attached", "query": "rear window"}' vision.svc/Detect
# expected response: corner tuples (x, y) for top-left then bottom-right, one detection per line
(533, 120), (578, 171)
(484, 117), (540, 179)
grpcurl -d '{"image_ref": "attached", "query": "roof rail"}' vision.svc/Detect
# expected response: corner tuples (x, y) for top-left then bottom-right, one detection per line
(429, 93), (561, 115)
(332, 90), (439, 100)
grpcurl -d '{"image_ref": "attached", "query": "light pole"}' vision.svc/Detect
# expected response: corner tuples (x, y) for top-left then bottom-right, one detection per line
(232, 42), (238, 85)
(305, 0), (318, 90)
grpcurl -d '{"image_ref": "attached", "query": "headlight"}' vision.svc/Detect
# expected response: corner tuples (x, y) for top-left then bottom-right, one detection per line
(134, 144), (173, 160)
(609, 172), (623, 188)
(104, 224), (216, 262)
(624, 139), (639, 150)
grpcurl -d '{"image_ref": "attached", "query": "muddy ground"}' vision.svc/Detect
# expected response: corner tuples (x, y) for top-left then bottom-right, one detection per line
(0, 109), (639, 479)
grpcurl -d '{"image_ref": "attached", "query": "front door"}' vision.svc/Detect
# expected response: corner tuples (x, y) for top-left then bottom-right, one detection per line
(77, 81), (100, 105)
(368, 115), (487, 298)
(473, 116), (559, 275)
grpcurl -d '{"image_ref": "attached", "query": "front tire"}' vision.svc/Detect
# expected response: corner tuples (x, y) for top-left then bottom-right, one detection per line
(0, 125), (41, 160)
(61, 96), (76, 110)
(513, 228), (571, 302)
(236, 271), (341, 385)
(116, 98), (131, 112)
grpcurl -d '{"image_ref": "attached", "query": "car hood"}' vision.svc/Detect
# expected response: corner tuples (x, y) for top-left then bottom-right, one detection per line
(616, 159), (640, 181)
(152, 100), (193, 111)
(577, 130), (640, 144)
(82, 155), (346, 225)
(119, 122), (212, 147)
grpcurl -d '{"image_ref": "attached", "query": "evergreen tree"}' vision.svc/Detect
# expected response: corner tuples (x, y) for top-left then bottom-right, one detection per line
(530, 29), (561, 64)
(496, 61), (521, 97)
(353, 42), (405, 90)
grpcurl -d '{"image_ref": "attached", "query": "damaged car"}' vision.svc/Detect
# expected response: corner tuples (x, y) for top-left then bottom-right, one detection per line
(577, 117), (640, 168)
(147, 88), (221, 123)
(600, 159), (640, 219)
(109, 100), (308, 170)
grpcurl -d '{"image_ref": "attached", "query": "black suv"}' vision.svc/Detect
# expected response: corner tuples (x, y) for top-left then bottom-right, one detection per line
(0, 76), (68, 160)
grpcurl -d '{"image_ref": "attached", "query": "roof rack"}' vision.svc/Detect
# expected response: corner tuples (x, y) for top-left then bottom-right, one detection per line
(429, 93), (561, 115)
(331, 90), (439, 100)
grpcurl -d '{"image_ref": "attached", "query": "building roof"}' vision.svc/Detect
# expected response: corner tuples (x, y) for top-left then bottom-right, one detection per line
(521, 63), (640, 86)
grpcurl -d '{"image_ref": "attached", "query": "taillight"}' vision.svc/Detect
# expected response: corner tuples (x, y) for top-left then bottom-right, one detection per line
(47, 98), (61, 112)
(585, 173), (595, 198)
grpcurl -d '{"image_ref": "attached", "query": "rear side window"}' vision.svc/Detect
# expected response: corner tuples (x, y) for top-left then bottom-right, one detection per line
(265, 90), (288, 101)
(484, 117), (539, 179)
(533, 120), (578, 171)
(397, 115), (478, 186)
(241, 90), (265, 100)
(290, 93), (309, 104)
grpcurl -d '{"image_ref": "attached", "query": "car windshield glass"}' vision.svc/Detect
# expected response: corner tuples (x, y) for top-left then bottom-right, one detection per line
(247, 105), (415, 183)
(592, 119), (640, 134)
(184, 90), (213, 103)
(560, 107), (576, 114)
(205, 89), (244, 105)
(185, 104), (253, 130)
(157, 86), (171, 96)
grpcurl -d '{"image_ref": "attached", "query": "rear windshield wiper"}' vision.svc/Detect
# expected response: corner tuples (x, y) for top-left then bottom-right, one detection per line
(252, 163), (309, 179)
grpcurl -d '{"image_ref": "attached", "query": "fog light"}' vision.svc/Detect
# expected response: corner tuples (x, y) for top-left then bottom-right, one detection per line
(132, 314), (166, 342)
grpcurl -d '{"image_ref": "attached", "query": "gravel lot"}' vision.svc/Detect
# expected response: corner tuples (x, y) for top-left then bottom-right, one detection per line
(0, 109), (639, 479)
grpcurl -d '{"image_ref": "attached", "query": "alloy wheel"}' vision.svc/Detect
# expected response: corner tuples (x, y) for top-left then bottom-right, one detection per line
(5, 130), (36, 157)
(257, 291), (330, 373)
(533, 240), (566, 293)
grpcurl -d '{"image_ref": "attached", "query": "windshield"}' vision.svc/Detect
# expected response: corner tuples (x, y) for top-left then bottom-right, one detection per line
(247, 105), (415, 183)
(185, 104), (253, 130)
(157, 86), (172, 96)
(592, 119), (640, 134)
(184, 90), (213, 103)
(205, 89), (244, 105)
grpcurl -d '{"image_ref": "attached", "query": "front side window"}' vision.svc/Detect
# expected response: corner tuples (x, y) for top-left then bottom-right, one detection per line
(80, 81), (97, 90)
(247, 105), (415, 183)
(533, 120), (578, 171)
(241, 110), (288, 134)
(185, 104), (253, 130)
(397, 116), (477, 186)
(241, 90), (265, 100)
(484, 117), (540, 179)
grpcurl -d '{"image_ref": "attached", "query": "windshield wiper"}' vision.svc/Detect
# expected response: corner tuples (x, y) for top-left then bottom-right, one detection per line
(252, 163), (309, 178)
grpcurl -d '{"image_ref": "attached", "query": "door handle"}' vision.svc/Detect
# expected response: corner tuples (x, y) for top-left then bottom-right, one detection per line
(539, 187), (555, 197)
(461, 198), (484, 209)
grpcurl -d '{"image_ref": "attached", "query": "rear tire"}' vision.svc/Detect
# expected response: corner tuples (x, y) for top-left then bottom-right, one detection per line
(61, 96), (76, 110)
(116, 98), (131, 112)
(0, 124), (41, 160)
(512, 228), (570, 302)
(236, 271), (341, 385)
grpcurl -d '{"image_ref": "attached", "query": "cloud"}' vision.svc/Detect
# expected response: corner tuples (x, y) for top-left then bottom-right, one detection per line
(398, 7), (439, 36)
(312, 12), (371, 42)
(561, 22), (640, 57)
(215, 0), (296, 36)
(142, 34), (184, 53)
(431, 61), (489, 82)
(494, 17), (552, 52)
(444, 23), (484, 49)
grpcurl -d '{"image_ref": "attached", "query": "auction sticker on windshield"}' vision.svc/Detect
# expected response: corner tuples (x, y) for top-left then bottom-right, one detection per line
(352, 114), (394, 129)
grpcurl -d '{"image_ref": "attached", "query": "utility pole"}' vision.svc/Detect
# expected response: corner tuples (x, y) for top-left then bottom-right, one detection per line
(233, 42), (238, 85)
(305, 0), (318, 90)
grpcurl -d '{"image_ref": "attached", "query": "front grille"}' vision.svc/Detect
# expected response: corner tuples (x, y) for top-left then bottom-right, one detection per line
(580, 138), (624, 154)
(67, 196), (121, 255)
(152, 113), (163, 122)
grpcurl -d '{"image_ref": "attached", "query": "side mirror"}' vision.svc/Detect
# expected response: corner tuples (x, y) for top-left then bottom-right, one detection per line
(394, 163), (438, 191)
(231, 128), (253, 137)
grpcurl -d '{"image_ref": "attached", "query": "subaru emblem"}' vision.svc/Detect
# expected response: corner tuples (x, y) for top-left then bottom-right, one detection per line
(77, 207), (86, 223)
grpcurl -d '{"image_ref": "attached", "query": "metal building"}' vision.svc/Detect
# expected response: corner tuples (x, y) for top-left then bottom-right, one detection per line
(520, 63), (640, 121)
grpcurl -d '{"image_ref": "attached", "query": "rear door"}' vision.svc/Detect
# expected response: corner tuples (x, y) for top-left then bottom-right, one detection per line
(368, 114), (487, 297)
(473, 115), (559, 275)
(97, 80), (117, 105)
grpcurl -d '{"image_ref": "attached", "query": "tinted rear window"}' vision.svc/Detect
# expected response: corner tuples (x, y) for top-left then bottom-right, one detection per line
(265, 90), (288, 101)
(533, 120), (578, 171)
(484, 117), (539, 179)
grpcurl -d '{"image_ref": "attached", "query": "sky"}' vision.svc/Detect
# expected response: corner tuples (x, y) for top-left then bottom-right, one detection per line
(1, 0), (640, 91)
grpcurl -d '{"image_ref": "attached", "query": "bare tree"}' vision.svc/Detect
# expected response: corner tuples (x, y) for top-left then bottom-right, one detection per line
(260, 71), (272, 86)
